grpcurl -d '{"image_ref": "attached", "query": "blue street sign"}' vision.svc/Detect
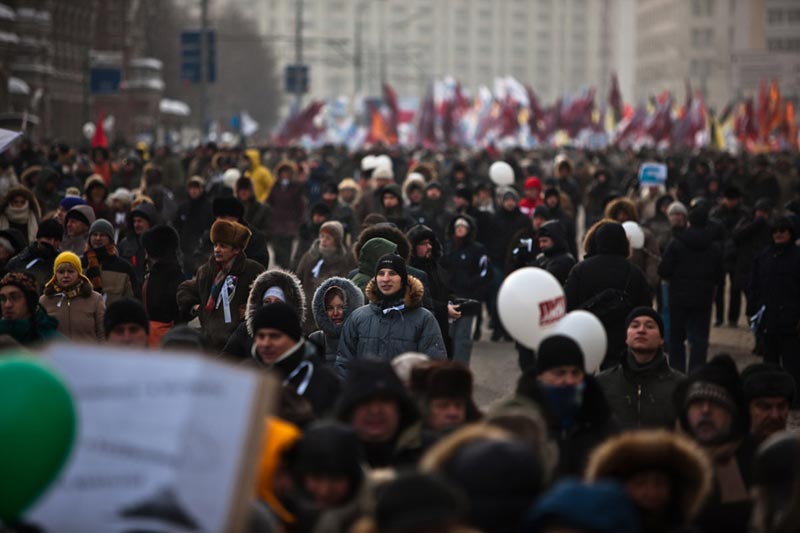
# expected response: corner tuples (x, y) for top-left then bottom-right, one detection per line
(90, 67), (122, 94)
(181, 30), (216, 84)
(285, 64), (309, 93)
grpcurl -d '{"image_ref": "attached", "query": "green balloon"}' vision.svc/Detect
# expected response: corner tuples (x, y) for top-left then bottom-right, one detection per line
(0, 357), (76, 522)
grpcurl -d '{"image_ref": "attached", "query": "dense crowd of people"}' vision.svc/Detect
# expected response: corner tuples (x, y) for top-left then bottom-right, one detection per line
(2, 139), (800, 532)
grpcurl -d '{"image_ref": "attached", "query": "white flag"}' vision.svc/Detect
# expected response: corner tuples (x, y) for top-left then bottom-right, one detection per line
(0, 128), (21, 153)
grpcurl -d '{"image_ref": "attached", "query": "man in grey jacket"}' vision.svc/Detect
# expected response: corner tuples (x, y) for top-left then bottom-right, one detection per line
(336, 253), (445, 377)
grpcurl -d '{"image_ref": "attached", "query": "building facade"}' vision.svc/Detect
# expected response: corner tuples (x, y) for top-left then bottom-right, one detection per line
(243, 0), (634, 110)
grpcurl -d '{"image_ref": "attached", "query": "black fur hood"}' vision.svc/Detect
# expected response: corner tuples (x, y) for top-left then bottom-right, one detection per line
(246, 268), (306, 336)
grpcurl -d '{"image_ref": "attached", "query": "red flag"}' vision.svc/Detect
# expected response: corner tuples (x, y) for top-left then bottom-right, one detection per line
(275, 101), (325, 145)
(382, 83), (400, 141)
(416, 86), (437, 148)
(91, 106), (108, 148)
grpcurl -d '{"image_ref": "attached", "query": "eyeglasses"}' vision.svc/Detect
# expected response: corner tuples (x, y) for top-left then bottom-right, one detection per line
(0, 292), (24, 304)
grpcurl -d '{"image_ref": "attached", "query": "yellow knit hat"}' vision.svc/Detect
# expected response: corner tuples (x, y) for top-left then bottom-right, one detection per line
(53, 251), (84, 275)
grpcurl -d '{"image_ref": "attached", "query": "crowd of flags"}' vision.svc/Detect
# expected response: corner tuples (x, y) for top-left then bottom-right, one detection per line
(272, 74), (798, 153)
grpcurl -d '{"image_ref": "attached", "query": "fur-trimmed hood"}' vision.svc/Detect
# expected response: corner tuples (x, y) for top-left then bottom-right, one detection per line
(401, 173), (426, 203)
(353, 222), (412, 261)
(604, 197), (639, 223)
(585, 429), (713, 522)
(365, 275), (424, 308)
(311, 276), (364, 335)
(406, 224), (442, 260)
(419, 423), (513, 472)
(246, 269), (306, 336)
(0, 185), (41, 219)
(273, 159), (298, 179)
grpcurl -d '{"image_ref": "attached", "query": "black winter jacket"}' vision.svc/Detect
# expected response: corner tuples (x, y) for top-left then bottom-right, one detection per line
(658, 226), (722, 309)
(748, 242), (800, 336)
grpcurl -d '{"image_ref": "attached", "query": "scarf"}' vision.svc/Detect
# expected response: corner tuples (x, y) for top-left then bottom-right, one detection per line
(49, 282), (84, 300)
(205, 255), (237, 312)
(84, 244), (117, 293)
(0, 203), (38, 243)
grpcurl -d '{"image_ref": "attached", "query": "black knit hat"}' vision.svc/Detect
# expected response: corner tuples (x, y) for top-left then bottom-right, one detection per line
(374, 253), (408, 286)
(104, 298), (149, 337)
(454, 186), (473, 202)
(375, 473), (467, 532)
(625, 306), (664, 338)
(251, 302), (302, 342)
(674, 353), (749, 440)
(310, 202), (332, 218)
(36, 218), (64, 241)
(212, 196), (245, 220)
(142, 225), (180, 260)
(536, 334), (585, 374)
(741, 363), (796, 404)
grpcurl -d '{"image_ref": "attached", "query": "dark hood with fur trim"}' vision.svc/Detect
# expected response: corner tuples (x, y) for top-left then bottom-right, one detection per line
(406, 224), (442, 260)
(365, 275), (425, 309)
(586, 429), (713, 523)
(0, 185), (42, 219)
(353, 222), (411, 261)
(246, 268), (306, 336)
(312, 276), (364, 335)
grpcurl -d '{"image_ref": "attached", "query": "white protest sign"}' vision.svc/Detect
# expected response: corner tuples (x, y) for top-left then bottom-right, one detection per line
(27, 344), (273, 533)
(638, 162), (667, 186)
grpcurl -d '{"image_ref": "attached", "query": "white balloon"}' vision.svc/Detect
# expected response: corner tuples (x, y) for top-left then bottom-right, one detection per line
(82, 122), (96, 140)
(373, 154), (393, 172)
(622, 221), (645, 250)
(498, 267), (565, 349)
(489, 161), (515, 186)
(361, 154), (377, 171)
(551, 310), (608, 374)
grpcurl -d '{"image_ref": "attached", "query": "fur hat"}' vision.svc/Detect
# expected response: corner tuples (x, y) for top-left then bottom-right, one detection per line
(585, 429), (713, 522)
(65, 204), (96, 227)
(338, 177), (358, 191)
(292, 421), (365, 496)
(210, 219), (251, 250)
(0, 271), (40, 315)
(741, 363), (796, 404)
(604, 197), (639, 222)
(250, 302), (302, 342)
(142, 225), (180, 260)
(336, 359), (419, 430)
(36, 218), (64, 241)
(411, 361), (474, 400)
(212, 196), (245, 220)
(667, 201), (688, 217)
(374, 473), (467, 532)
(536, 335), (584, 374)
(104, 298), (149, 336)
(88, 219), (114, 242)
(625, 306), (664, 339)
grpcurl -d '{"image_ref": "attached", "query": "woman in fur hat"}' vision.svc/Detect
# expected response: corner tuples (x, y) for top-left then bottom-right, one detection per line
(309, 276), (363, 367)
(40, 251), (106, 341)
(585, 429), (713, 533)
(296, 221), (358, 332)
(222, 267), (306, 360)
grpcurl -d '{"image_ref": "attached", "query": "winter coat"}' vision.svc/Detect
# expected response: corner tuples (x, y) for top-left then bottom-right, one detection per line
(407, 224), (451, 351)
(506, 226), (542, 274)
(241, 196), (272, 241)
(565, 228), (652, 367)
(295, 241), (358, 332)
(643, 212), (672, 254)
(176, 253), (265, 351)
(308, 276), (364, 366)
(6, 241), (59, 291)
(710, 203), (748, 272)
(732, 214), (772, 288)
(291, 219), (324, 270)
(268, 169), (305, 237)
(629, 227), (661, 292)
(81, 248), (139, 306)
(0, 186), (41, 245)
(659, 226), (722, 309)
(534, 220), (576, 286)
(118, 202), (159, 285)
(748, 242), (800, 337)
(547, 203), (579, 258)
(245, 338), (341, 418)
(336, 276), (446, 377)
(440, 215), (491, 300)
(596, 350), (684, 429)
(40, 278), (105, 341)
(0, 306), (64, 345)
(544, 376), (619, 477)
(222, 268), (306, 360)
(488, 207), (531, 264)
(143, 258), (185, 323)
(245, 149), (275, 203)
(174, 193), (214, 274)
